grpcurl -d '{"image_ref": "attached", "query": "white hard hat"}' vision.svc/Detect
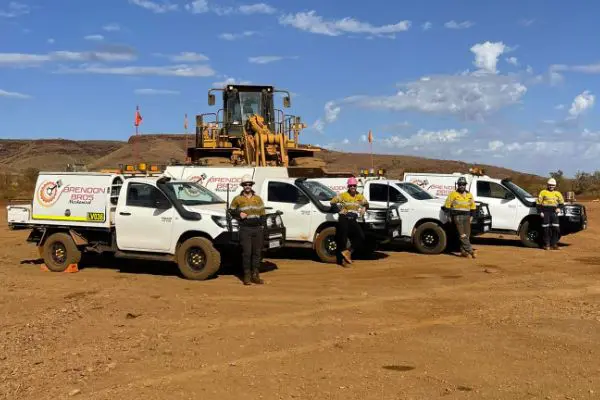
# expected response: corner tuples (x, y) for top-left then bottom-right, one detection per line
(547, 178), (557, 186)
(240, 174), (254, 185)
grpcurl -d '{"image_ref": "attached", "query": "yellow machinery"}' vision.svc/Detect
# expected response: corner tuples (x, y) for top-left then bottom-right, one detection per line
(187, 84), (324, 168)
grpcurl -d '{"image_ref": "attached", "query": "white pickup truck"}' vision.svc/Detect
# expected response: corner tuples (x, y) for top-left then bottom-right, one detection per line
(163, 166), (402, 263)
(309, 175), (492, 254)
(403, 171), (588, 247)
(6, 170), (285, 280)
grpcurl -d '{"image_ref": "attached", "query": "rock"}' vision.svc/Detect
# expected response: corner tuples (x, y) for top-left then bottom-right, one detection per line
(68, 389), (81, 396)
(484, 268), (499, 274)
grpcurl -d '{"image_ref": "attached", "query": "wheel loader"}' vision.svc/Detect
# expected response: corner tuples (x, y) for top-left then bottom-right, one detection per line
(186, 84), (325, 168)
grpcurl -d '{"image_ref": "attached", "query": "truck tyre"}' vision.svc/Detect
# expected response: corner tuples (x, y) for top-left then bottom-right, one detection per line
(314, 227), (351, 264)
(176, 237), (221, 280)
(519, 220), (542, 248)
(42, 232), (82, 272)
(413, 222), (447, 254)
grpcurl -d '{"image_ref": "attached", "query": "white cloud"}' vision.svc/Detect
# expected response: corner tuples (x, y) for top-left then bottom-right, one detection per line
(487, 140), (504, 151)
(551, 62), (600, 74)
(324, 101), (340, 123)
(422, 21), (432, 31)
(444, 20), (474, 29)
(185, 0), (208, 14)
(129, 0), (178, 13)
(212, 76), (251, 87)
(344, 73), (527, 121)
(582, 129), (600, 139)
(554, 104), (565, 110)
(0, 49), (138, 67)
(470, 41), (506, 74)
(134, 88), (180, 95)
(519, 18), (535, 27)
(0, 88), (31, 99)
(169, 52), (209, 62)
(382, 129), (468, 148)
(506, 57), (519, 67)
(0, 2), (30, 18)
(47, 38), (55, 44)
(248, 55), (297, 64)
(52, 50), (136, 62)
(84, 34), (104, 41)
(312, 119), (325, 134)
(103, 23), (121, 32)
(359, 134), (367, 142)
(58, 64), (215, 77)
(568, 90), (595, 118)
(219, 31), (256, 40)
(342, 138), (350, 145)
(239, 3), (276, 14)
(278, 11), (411, 37)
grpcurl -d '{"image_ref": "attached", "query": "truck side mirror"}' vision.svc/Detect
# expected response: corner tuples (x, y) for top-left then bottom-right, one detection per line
(283, 96), (291, 108)
(297, 192), (310, 204)
(504, 192), (515, 200)
(208, 93), (215, 106)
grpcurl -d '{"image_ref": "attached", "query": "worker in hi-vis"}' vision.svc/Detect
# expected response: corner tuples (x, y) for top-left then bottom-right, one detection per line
(536, 178), (565, 250)
(443, 176), (477, 258)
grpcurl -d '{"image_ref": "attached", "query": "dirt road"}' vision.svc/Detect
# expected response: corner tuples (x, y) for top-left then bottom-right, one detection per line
(1, 204), (599, 399)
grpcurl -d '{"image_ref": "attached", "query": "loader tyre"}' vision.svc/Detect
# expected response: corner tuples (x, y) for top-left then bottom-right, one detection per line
(314, 227), (351, 264)
(176, 237), (221, 280)
(290, 157), (326, 168)
(198, 157), (232, 166)
(413, 222), (447, 254)
(42, 232), (82, 272)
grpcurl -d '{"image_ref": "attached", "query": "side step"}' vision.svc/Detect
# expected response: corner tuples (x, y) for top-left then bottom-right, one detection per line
(114, 251), (175, 262)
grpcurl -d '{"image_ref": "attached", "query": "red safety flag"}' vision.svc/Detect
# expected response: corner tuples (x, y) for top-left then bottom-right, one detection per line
(368, 129), (373, 143)
(134, 106), (143, 127)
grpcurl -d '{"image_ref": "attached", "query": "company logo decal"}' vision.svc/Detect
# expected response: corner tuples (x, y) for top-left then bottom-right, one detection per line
(36, 179), (108, 207)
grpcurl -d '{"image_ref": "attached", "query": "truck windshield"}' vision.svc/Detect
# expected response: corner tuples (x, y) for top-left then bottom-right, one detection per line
(303, 181), (337, 201)
(166, 182), (226, 205)
(396, 182), (435, 200)
(504, 181), (534, 199)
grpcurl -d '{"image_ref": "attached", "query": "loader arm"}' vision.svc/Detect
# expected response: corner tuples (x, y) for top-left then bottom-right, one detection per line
(244, 114), (289, 167)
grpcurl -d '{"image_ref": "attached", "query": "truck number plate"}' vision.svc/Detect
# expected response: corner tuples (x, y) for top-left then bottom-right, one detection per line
(87, 212), (105, 222)
(269, 240), (280, 249)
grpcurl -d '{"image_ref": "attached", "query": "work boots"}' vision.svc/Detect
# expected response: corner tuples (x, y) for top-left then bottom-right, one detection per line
(251, 268), (264, 284)
(341, 250), (352, 264)
(242, 270), (252, 285)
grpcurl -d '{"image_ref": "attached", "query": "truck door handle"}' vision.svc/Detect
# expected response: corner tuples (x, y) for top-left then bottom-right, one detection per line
(119, 212), (131, 216)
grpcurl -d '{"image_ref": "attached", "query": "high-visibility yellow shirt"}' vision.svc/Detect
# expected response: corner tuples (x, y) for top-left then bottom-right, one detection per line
(230, 192), (265, 219)
(537, 190), (564, 208)
(330, 191), (368, 214)
(444, 191), (476, 212)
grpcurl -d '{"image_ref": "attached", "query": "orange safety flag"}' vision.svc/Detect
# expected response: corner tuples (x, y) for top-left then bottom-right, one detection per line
(368, 130), (373, 143)
(134, 106), (143, 127)
(184, 113), (188, 130)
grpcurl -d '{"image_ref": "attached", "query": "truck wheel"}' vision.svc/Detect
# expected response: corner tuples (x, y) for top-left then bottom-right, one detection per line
(42, 232), (82, 272)
(176, 237), (221, 280)
(519, 220), (542, 248)
(314, 227), (351, 264)
(413, 222), (447, 254)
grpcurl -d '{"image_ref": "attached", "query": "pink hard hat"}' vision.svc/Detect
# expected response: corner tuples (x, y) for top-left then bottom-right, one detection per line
(347, 177), (358, 186)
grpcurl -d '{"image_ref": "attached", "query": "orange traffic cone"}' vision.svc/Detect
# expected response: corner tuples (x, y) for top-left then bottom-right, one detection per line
(40, 264), (79, 273)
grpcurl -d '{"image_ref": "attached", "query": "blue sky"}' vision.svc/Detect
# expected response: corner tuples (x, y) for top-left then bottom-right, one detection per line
(1, 0), (599, 176)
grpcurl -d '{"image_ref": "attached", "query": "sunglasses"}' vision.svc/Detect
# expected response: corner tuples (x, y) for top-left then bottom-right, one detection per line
(242, 183), (253, 187)
(348, 185), (357, 188)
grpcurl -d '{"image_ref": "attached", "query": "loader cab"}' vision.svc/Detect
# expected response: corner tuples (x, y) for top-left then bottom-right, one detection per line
(208, 85), (291, 136)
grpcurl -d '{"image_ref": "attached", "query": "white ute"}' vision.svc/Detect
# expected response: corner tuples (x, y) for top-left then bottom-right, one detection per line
(6, 169), (286, 280)
(163, 165), (402, 263)
(309, 171), (492, 254)
(403, 170), (587, 247)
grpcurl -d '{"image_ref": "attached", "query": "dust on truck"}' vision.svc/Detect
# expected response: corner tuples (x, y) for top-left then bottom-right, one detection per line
(6, 169), (286, 280)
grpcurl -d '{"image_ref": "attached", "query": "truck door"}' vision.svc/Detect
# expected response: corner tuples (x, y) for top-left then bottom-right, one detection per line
(264, 180), (313, 242)
(115, 182), (175, 252)
(474, 180), (518, 231)
(366, 182), (408, 208)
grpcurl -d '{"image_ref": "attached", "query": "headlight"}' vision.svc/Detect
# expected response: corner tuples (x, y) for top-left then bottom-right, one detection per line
(266, 217), (274, 228)
(275, 214), (283, 227)
(211, 215), (238, 230)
